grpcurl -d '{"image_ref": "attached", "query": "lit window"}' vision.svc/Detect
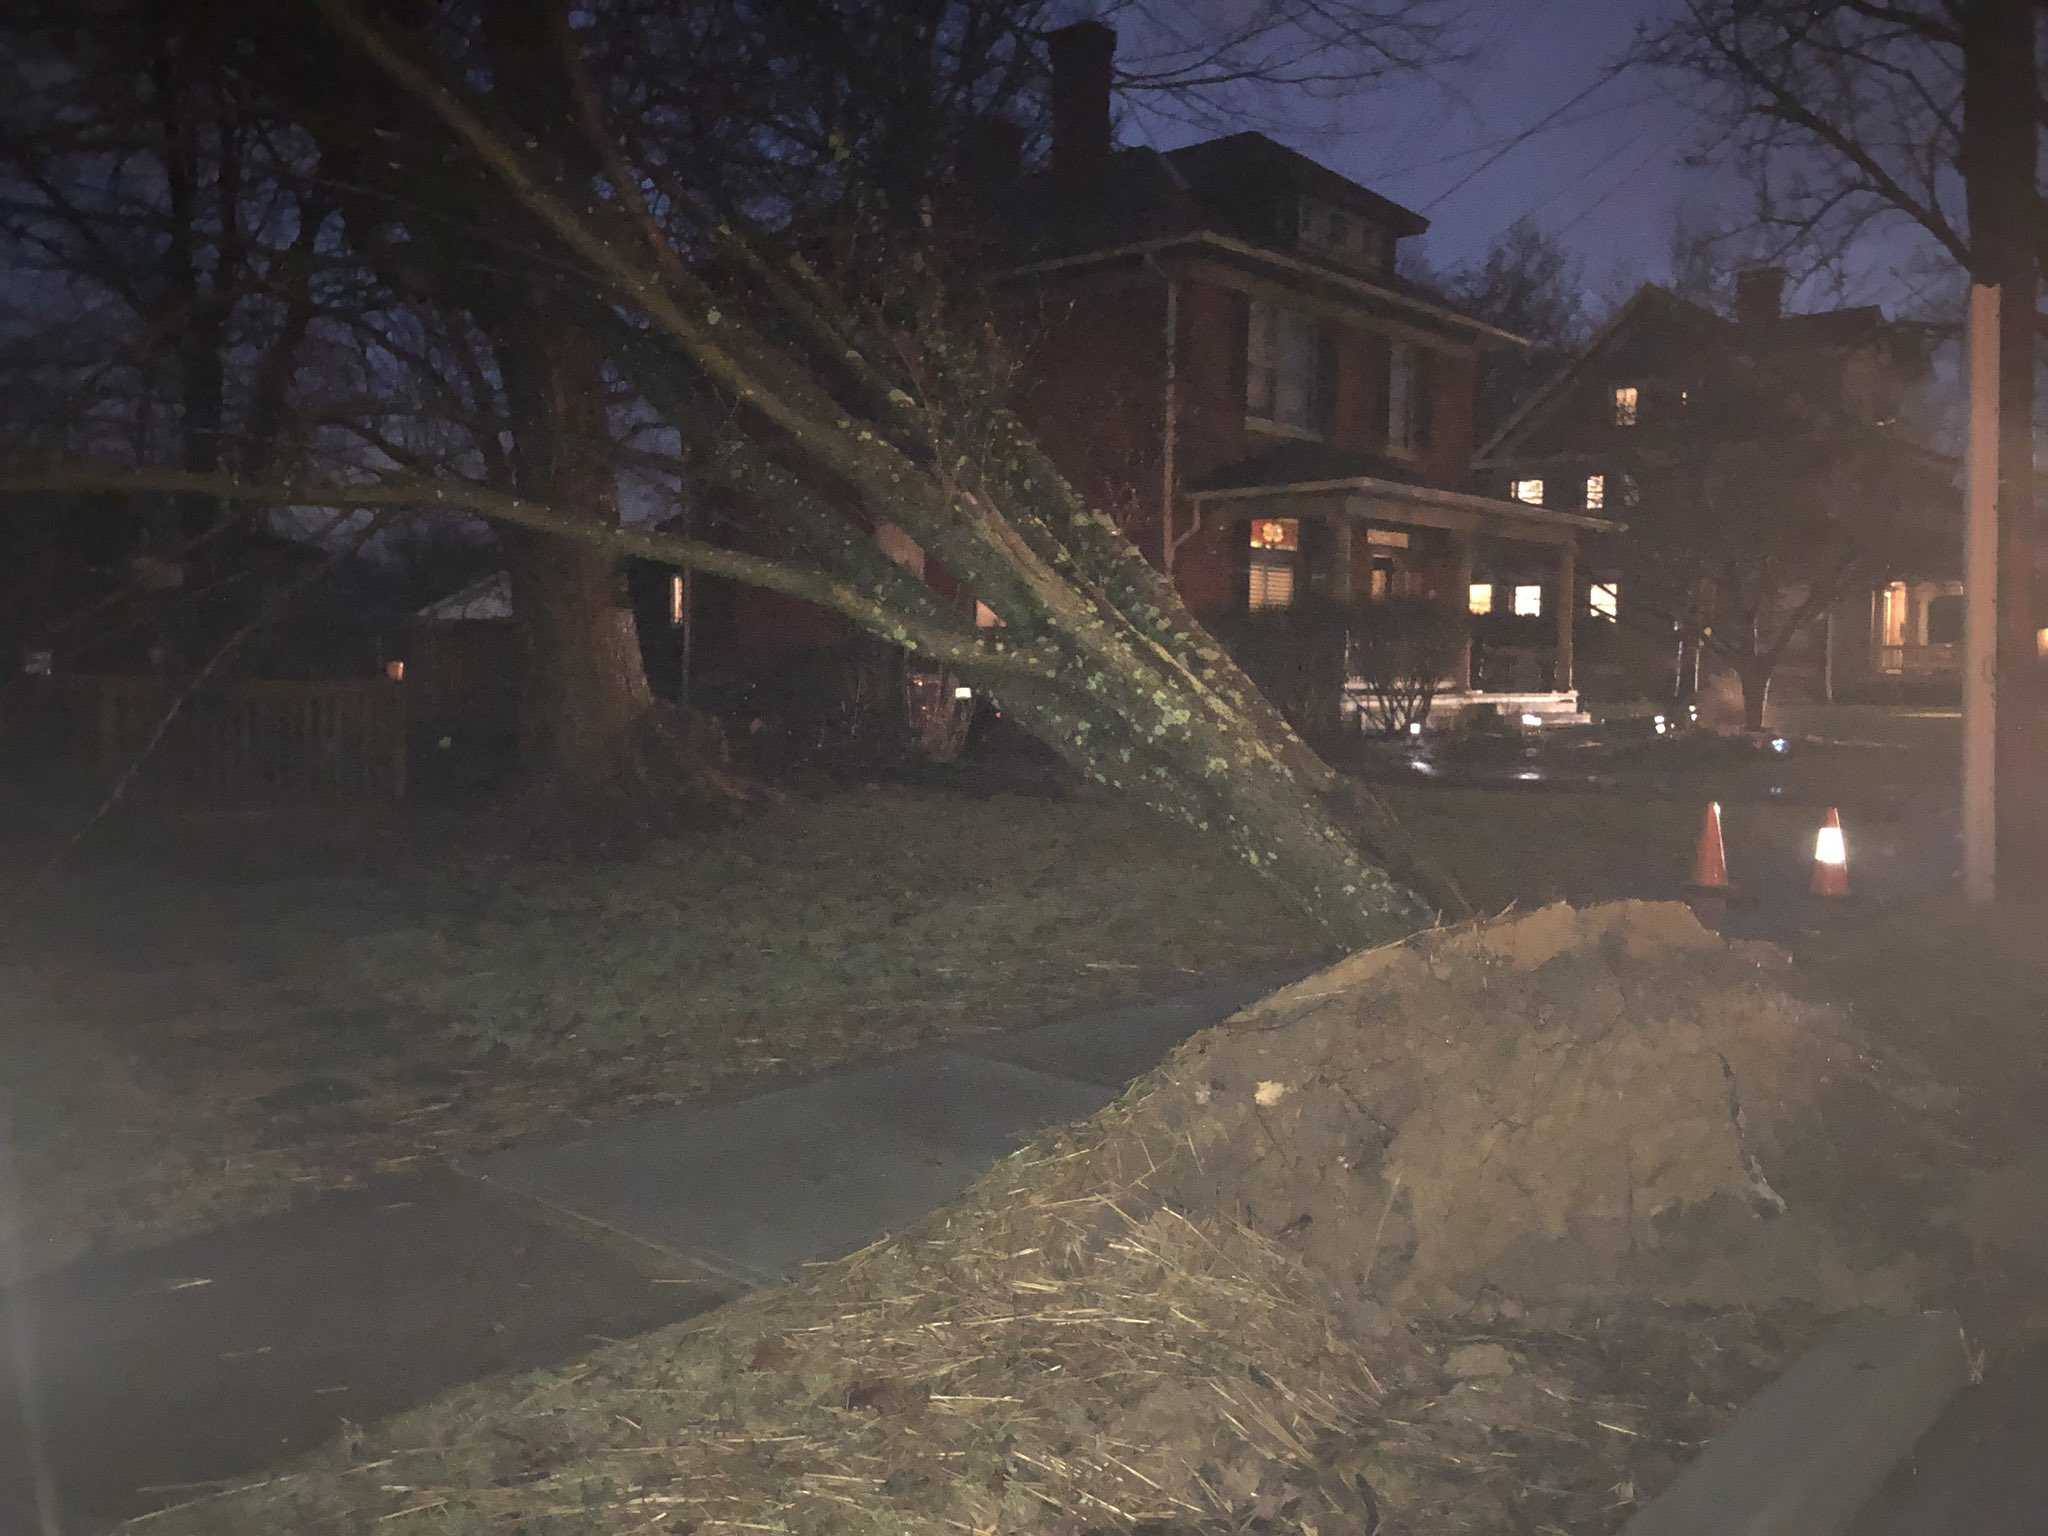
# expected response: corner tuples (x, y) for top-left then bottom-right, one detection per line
(1511, 478), (1543, 505)
(1248, 517), (1300, 551)
(1364, 527), (1410, 549)
(1513, 584), (1543, 617)
(1248, 301), (1327, 436)
(668, 572), (687, 626)
(1584, 474), (1605, 510)
(1590, 582), (1618, 621)
(1248, 561), (1296, 610)
(1468, 583), (1493, 616)
(1613, 385), (1639, 426)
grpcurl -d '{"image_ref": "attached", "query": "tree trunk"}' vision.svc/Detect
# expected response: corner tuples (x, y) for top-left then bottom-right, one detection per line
(502, 528), (653, 786)
(1737, 657), (1771, 731)
(497, 313), (669, 799)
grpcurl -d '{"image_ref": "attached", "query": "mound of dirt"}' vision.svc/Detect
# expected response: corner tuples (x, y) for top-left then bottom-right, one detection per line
(1098, 900), (1924, 1318)
(153, 901), (1987, 1536)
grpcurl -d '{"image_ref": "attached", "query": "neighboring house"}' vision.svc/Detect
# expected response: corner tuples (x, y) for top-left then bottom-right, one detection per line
(971, 20), (1613, 720)
(1476, 271), (1951, 706)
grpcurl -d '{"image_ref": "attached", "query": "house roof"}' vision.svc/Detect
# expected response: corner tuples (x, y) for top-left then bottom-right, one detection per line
(1185, 444), (1620, 538)
(983, 133), (1517, 346)
(1188, 440), (1434, 497)
(1475, 284), (1924, 466)
(1163, 132), (1429, 238)
(416, 569), (512, 621)
(1473, 284), (1717, 465)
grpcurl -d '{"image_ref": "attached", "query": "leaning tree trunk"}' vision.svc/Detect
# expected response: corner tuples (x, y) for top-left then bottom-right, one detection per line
(302, 1), (1473, 947)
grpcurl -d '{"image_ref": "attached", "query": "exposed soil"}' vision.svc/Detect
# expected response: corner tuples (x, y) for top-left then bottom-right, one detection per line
(137, 901), (2038, 1536)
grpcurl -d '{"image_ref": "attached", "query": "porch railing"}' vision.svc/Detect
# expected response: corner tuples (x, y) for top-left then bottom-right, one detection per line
(1470, 643), (1560, 693)
(1875, 643), (1959, 677)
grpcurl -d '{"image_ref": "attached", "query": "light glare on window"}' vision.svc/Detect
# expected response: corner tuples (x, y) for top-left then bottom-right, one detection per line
(1468, 583), (1493, 616)
(1513, 584), (1542, 617)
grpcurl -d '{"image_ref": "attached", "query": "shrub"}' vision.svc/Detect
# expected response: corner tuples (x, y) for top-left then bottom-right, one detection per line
(1210, 601), (1350, 742)
(1345, 598), (1466, 737)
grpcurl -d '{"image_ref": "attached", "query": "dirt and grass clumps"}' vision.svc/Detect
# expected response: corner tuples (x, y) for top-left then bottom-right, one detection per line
(149, 899), (2015, 1536)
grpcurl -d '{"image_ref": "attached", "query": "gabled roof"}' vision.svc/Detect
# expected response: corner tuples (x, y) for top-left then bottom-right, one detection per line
(416, 570), (511, 621)
(1474, 284), (1720, 465)
(1476, 284), (1928, 467)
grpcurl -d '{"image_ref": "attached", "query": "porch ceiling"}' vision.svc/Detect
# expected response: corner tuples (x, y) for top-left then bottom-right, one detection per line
(1188, 470), (1622, 545)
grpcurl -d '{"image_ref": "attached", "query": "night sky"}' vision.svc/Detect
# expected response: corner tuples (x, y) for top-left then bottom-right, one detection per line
(1119, 0), (1953, 316)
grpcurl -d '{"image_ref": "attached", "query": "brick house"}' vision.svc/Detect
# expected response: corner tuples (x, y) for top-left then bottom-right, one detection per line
(1475, 271), (1951, 706)
(971, 21), (1613, 720)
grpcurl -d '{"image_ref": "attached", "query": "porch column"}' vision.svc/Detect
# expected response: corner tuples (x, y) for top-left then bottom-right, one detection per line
(1448, 530), (1473, 690)
(1555, 536), (1577, 693)
(1328, 517), (1353, 601)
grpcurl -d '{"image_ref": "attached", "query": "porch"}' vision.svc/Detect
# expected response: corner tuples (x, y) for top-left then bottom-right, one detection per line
(1873, 580), (1963, 679)
(1182, 462), (1617, 723)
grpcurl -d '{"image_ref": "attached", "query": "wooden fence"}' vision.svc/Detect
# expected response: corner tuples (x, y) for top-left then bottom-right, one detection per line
(26, 674), (409, 803)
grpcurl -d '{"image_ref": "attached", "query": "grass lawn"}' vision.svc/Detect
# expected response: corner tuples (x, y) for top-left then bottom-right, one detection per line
(3, 787), (1325, 1277)
(0, 709), (1968, 1279)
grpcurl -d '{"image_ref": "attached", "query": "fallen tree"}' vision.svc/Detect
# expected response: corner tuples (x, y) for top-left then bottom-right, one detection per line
(0, 3), (1466, 947)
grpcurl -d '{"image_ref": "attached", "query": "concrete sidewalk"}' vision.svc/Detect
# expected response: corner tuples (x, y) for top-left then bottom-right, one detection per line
(0, 1170), (730, 1534)
(0, 971), (1293, 1532)
(464, 971), (1299, 1285)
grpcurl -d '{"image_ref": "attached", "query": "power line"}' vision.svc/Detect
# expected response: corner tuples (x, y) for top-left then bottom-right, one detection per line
(1421, 61), (1635, 212)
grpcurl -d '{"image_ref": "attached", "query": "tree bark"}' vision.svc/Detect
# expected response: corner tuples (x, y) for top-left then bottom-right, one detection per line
(496, 310), (666, 796)
(1737, 658), (1770, 731)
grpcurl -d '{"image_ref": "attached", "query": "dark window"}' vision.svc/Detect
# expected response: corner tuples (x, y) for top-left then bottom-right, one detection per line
(1927, 593), (1964, 646)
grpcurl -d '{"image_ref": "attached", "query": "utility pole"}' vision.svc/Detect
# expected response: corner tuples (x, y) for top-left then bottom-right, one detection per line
(1960, 0), (2038, 901)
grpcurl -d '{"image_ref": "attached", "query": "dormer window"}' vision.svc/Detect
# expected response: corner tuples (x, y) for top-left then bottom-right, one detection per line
(1511, 479), (1544, 506)
(1613, 385), (1640, 426)
(1297, 197), (1382, 271)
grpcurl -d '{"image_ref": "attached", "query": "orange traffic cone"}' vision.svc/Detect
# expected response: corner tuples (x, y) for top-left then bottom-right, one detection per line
(1690, 801), (1730, 891)
(1811, 808), (1849, 898)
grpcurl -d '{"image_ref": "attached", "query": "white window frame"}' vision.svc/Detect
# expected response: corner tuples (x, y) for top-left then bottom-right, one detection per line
(1511, 478), (1543, 506)
(1513, 584), (1543, 618)
(1247, 300), (1325, 438)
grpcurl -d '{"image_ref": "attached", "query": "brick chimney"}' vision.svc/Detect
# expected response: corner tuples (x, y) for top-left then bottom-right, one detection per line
(1734, 266), (1786, 328)
(1048, 20), (1115, 188)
